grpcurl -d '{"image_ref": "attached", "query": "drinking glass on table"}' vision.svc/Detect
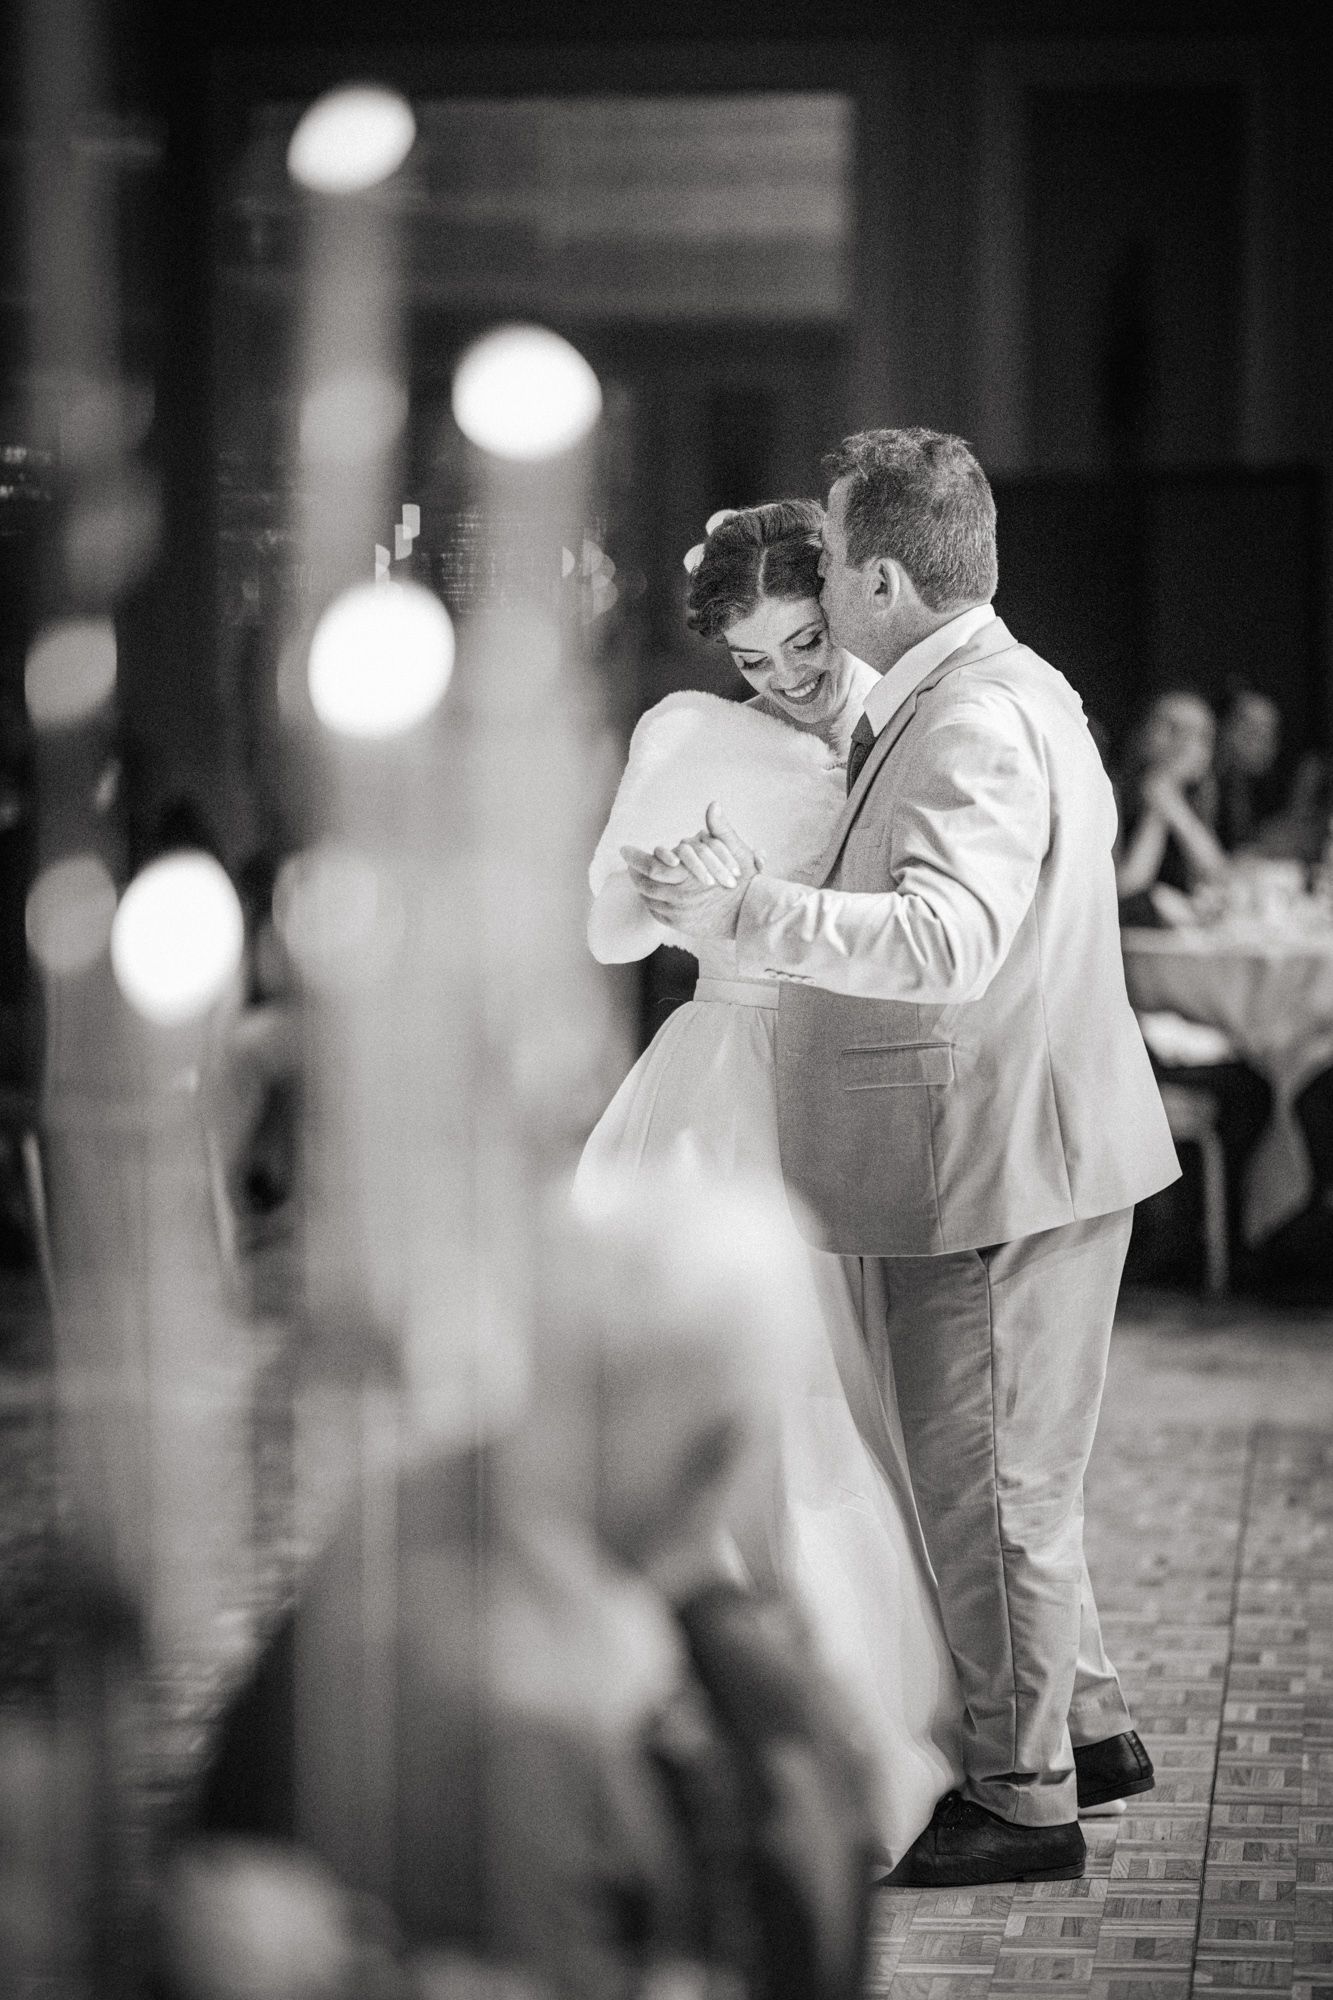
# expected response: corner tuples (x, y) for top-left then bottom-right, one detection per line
(1228, 856), (1306, 929)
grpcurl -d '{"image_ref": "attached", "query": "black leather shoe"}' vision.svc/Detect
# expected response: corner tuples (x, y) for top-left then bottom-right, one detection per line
(1074, 1730), (1155, 1810)
(882, 1792), (1084, 1888)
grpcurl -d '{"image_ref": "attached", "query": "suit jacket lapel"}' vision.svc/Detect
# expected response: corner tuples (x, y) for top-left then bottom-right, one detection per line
(798, 617), (1020, 887)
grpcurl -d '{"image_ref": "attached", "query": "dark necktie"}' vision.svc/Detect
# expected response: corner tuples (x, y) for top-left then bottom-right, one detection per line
(846, 714), (876, 794)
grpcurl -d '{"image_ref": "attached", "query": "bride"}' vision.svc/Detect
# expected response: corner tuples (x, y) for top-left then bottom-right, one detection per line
(576, 500), (963, 1867)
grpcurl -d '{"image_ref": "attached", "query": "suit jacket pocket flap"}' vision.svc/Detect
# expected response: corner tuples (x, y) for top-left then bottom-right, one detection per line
(837, 1041), (954, 1090)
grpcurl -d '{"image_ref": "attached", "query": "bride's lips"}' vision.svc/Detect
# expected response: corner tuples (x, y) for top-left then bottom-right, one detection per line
(773, 672), (827, 708)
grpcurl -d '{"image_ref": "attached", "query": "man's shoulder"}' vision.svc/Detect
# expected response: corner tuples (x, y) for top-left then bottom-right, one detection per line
(903, 645), (1094, 786)
(932, 639), (1082, 723)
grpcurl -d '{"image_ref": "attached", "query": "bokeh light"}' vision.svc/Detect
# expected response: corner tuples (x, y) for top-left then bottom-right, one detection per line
(64, 468), (160, 599)
(24, 617), (117, 729)
(110, 853), (245, 1025)
(160, 1839), (356, 2000)
(286, 85), (416, 194)
(307, 580), (454, 739)
(58, 377), (154, 464)
(451, 326), (602, 461)
(25, 855), (117, 976)
(274, 843), (405, 988)
(298, 370), (406, 467)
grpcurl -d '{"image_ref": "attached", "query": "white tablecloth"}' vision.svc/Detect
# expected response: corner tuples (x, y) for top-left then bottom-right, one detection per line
(1122, 925), (1333, 1243)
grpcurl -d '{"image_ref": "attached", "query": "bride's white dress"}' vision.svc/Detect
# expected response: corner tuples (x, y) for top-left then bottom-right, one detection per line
(577, 680), (964, 1866)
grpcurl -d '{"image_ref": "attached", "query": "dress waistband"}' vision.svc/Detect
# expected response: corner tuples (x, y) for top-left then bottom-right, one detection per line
(692, 975), (780, 1009)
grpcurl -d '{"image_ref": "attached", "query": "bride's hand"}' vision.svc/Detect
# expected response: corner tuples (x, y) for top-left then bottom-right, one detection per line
(674, 829), (741, 890)
(674, 804), (765, 890)
(621, 806), (764, 944)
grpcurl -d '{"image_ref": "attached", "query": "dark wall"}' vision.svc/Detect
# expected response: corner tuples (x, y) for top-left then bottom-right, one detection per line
(994, 469), (1324, 763)
(1027, 86), (1246, 469)
(4, 0), (1331, 849)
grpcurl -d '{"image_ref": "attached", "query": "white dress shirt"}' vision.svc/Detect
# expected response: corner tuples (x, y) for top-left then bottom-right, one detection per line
(859, 602), (997, 740)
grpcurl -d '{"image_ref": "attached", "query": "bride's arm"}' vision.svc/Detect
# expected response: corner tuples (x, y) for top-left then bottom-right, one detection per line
(587, 867), (666, 964)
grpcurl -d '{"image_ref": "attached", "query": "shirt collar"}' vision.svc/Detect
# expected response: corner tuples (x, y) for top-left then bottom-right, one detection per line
(859, 602), (997, 739)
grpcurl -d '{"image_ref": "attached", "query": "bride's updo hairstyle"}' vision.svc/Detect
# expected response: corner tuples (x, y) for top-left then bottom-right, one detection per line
(685, 499), (824, 642)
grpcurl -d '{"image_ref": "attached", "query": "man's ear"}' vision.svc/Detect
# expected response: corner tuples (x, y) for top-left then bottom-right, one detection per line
(870, 557), (900, 606)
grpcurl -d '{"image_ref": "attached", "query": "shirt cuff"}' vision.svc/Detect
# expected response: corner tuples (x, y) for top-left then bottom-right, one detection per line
(733, 873), (814, 982)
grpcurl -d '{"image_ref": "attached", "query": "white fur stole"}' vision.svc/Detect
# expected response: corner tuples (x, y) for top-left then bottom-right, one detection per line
(589, 690), (848, 895)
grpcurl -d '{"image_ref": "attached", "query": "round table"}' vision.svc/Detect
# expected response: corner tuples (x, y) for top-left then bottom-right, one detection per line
(1122, 923), (1333, 1244)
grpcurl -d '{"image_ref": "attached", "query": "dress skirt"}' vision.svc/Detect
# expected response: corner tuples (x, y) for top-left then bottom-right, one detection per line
(576, 979), (964, 1866)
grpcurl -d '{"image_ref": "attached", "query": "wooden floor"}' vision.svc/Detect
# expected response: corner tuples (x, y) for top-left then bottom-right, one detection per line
(866, 1288), (1333, 2000)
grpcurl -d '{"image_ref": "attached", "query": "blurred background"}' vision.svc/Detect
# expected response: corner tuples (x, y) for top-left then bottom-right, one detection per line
(1, 1), (1332, 1994)
(5, 0), (1333, 1122)
(6, 1), (1330, 858)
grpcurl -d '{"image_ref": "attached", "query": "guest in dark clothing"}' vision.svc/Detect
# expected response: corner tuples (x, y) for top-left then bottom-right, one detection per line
(1250, 751), (1333, 870)
(1213, 710), (1333, 1268)
(1214, 686), (1282, 853)
(1114, 693), (1273, 1281)
(1114, 690), (1229, 926)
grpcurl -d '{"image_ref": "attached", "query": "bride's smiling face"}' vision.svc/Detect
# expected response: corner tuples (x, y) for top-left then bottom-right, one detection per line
(723, 594), (857, 733)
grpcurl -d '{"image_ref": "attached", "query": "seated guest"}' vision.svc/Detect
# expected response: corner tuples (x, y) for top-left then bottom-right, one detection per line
(1215, 685), (1283, 853)
(1248, 751), (1333, 1271)
(1248, 750), (1333, 870)
(1115, 694), (1274, 1278)
(1114, 690), (1230, 925)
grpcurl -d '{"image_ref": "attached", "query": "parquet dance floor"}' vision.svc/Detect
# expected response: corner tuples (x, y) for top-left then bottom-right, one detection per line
(1, 1278), (1330, 1995)
(866, 1293), (1333, 2000)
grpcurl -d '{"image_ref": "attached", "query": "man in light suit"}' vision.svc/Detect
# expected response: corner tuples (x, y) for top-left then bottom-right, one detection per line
(625, 428), (1180, 1887)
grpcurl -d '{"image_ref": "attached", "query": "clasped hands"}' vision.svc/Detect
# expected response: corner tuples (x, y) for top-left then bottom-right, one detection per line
(621, 802), (764, 940)
(1139, 769), (1194, 828)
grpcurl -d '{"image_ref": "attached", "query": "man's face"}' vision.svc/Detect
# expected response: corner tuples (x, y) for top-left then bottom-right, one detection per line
(818, 478), (875, 662)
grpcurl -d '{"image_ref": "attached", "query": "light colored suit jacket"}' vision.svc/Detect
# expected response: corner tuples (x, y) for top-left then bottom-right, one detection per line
(733, 617), (1180, 1255)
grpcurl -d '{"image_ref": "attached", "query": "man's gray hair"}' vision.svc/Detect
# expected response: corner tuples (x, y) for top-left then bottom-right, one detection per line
(825, 427), (998, 611)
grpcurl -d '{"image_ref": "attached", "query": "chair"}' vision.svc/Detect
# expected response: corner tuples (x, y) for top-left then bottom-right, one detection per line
(0, 1084), (56, 1310)
(1157, 1082), (1229, 1296)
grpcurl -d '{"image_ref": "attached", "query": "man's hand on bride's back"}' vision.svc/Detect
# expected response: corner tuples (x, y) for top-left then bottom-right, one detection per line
(621, 803), (764, 941)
